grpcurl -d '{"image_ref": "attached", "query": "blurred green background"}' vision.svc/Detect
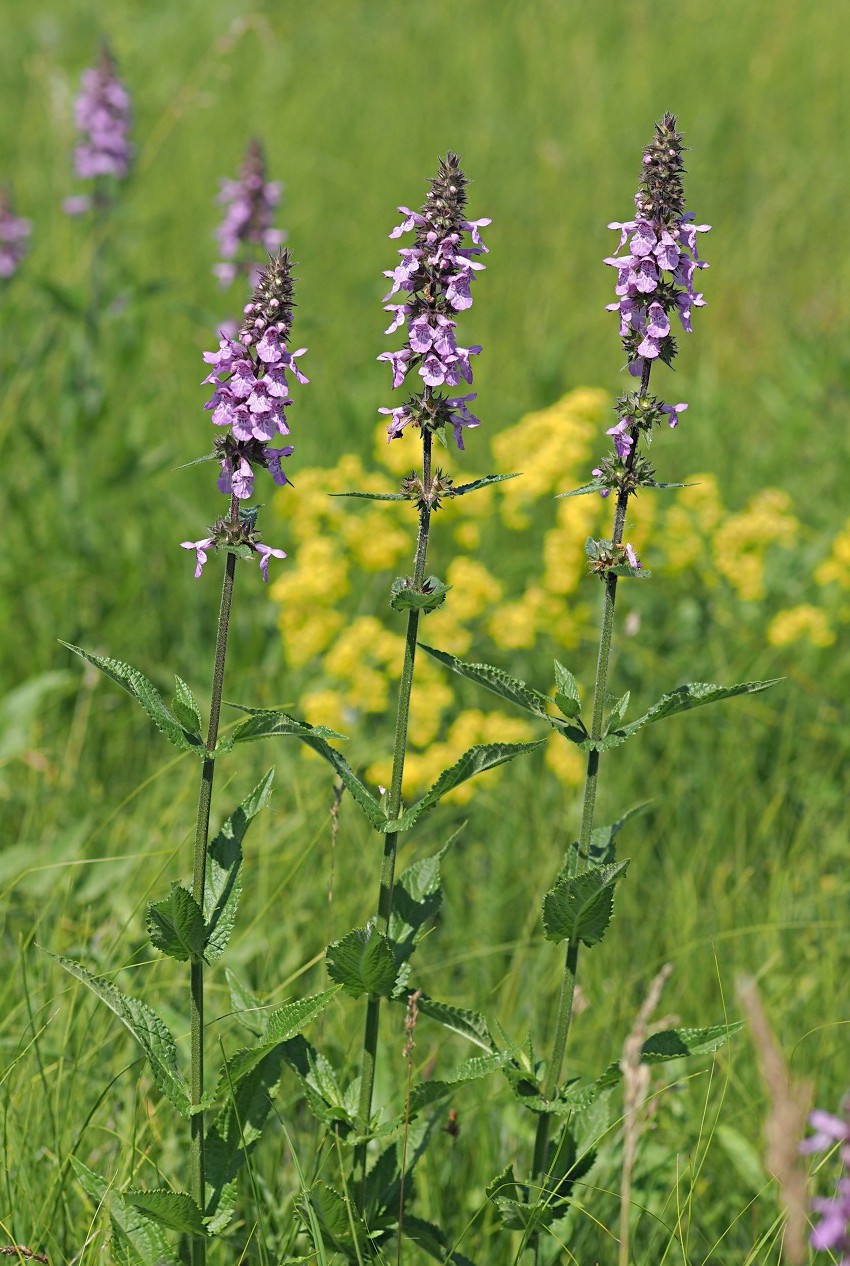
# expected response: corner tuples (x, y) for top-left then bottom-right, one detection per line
(1, 1), (848, 1262)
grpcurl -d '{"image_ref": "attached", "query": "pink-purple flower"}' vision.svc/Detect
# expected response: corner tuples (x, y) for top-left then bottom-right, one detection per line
(63, 44), (132, 215)
(379, 153), (489, 450)
(214, 139), (284, 288)
(0, 188), (31, 278)
(185, 250), (305, 581)
(802, 1101), (850, 1261)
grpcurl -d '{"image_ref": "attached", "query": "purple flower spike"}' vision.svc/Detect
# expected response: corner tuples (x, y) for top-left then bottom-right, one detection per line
(186, 250), (306, 579)
(606, 114), (709, 376)
(380, 153), (488, 448)
(0, 188), (31, 278)
(214, 139), (285, 288)
(66, 44), (133, 205)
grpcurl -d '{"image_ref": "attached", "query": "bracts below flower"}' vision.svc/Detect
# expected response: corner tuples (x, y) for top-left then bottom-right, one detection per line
(185, 249), (307, 581)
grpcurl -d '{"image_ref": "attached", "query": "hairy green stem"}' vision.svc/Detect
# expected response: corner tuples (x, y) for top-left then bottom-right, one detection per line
(355, 430), (433, 1183)
(189, 514), (238, 1266)
(532, 365), (652, 1181)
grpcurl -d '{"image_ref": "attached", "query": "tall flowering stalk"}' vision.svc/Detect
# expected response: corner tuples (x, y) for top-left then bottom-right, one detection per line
(355, 153), (490, 1173)
(213, 139), (285, 289)
(531, 111), (711, 1180)
(63, 43), (132, 218)
(58, 251), (328, 1266)
(0, 187), (31, 279)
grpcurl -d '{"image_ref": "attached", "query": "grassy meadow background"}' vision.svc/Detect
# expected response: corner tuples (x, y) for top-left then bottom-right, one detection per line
(1, 1), (848, 1262)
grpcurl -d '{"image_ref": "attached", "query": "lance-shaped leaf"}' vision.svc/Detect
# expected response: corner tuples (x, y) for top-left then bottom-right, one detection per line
(205, 1045), (288, 1223)
(420, 645), (555, 720)
(209, 988), (340, 1102)
(402, 1216), (479, 1266)
(171, 676), (203, 738)
(451, 472), (520, 496)
(203, 769), (273, 963)
(60, 643), (207, 755)
(586, 803), (649, 866)
(50, 953), (189, 1117)
(330, 489), (408, 500)
(408, 1048), (519, 1114)
(390, 575), (450, 614)
(146, 885), (206, 962)
(486, 1163), (561, 1234)
(604, 691), (630, 734)
(123, 1190), (206, 1237)
(297, 1182), (373, 1259)
(413, 994), (496, 1053)
(280, 1033), (353, 1130)
(229, 709), (387, 830)
(542, 861), (630, 947)
(225, 968), (268, 1038)
(70, 1157), (180, 1266)
(389, 833), (458, 969)
(557, 481), (606, 499)
(553, 660), (582, 720)
(390, 740), (546, 833)
(587, 678), (783, 751)
(326, 926), (399, 998)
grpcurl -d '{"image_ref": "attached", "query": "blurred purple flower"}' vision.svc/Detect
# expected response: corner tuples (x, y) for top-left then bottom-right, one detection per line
(66, 44), (132, 205)
(802, 1102), (850, 1261)
(214, 139), (284, 288)
(0, 188), (31, 278)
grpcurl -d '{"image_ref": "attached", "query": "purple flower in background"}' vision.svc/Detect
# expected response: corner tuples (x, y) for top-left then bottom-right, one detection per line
(63, 44), (132, 214)
(802, 1101), (850, 1261)
(185, 250), (306, 581)
(0, 188), (31, 278)
(214, 139), (285, 288)
(380, 152), (490, 448)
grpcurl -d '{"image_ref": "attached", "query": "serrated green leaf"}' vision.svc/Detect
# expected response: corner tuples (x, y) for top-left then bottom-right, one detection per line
(330, 489), (408, 500)
(172, 676), (203, 736)
(389, 836), (457, 970)
(451, 472), (520, 496)
(553, 661), (582, 720)
(588, 679), (783, 750)
(408, 1049), (518, 1114)
(402, 1215), (480, 1266)
(205, 1181), (237, 1236)
(485, 1163), (560, 1233)
(640, 1021), (744, 1061)
(210, 988), (341, 1102)
(609, 564), (652, 579)
(604, 691), (630, 733)
(60, 643), (206, 756)
(204, 770), (273, 963)
(228, 705), (345, 743)
(50, 954), (189, 1116)
(391, 740), (546, 832)
(70, 1158), (180, 1266)
(414, 995), (496, 1052)
(586, 803), (649, 866)
(326, 926), (398, 998)
(280, 1034), (353, 1129)
(124, 1190), (206, 1236)
(206, 1046), (287, 1215)
(228, 712), (386, 829)
(542, 861), (630, 947)
(390, 575), (450, 613)
(146, 885), (205, 962)
(420, 645), (555, 720)
(297, 1182), (372, 1257)
(225, 968), (268, 1037)
(556, 481), (604, 499)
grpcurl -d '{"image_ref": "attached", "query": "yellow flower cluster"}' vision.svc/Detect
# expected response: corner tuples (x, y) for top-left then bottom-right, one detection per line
(272, 388), (838, 797)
